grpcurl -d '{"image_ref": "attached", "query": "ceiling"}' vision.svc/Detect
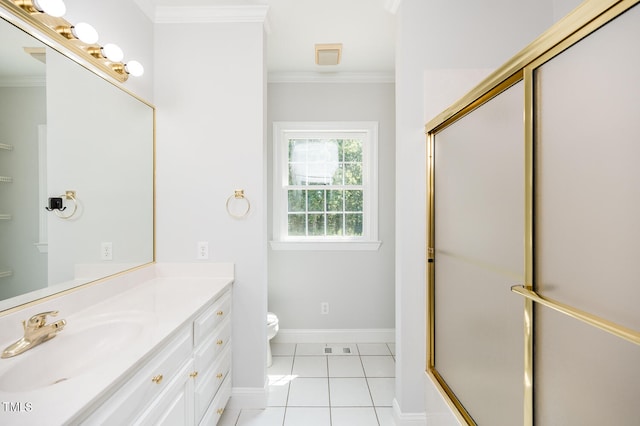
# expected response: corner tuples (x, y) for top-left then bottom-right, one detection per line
(265, 0), (397, 81)
(139, 0), (398, 82)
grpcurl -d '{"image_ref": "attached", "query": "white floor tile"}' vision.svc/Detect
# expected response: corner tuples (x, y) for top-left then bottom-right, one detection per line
(271, 342), (296, 356)
(267, 379), (290, 406)
(361, 356), (396, 377)
(331, 407), (379, 426)
(376, 407), (396, 426)
(292, 356), (328, 377)
(358, 343), (392, 355)
(217, 407), (240, 426)
(329, 378), (373, 407)
(295, 343), (326, 356)
(328, 356), (365, 377)
(269, 356), (293, 376)
(368, 378), (395, 406)
(287, 377), (329, 406)
(236, 407), (285, 426)
(284, 407), (331, 426)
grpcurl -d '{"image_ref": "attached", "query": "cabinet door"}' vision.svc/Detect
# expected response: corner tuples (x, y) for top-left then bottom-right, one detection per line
(135, 360), (195, 426)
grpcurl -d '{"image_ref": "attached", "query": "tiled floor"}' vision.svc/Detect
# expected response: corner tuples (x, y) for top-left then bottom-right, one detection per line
(219, 342), (396, 426)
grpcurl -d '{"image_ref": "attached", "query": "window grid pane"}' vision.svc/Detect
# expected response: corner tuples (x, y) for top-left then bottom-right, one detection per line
(285, 136), (364, 238)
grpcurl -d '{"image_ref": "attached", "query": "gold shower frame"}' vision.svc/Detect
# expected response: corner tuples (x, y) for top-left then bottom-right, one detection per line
(425, 0), (640, 424)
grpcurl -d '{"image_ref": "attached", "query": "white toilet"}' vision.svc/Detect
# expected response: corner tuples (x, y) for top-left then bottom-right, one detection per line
(267, 312), (279, 368)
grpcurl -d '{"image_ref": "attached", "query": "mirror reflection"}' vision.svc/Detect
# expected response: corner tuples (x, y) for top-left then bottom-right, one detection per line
(0, 15), (154, 312)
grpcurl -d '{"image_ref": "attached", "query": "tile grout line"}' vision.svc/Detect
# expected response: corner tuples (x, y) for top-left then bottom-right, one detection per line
(358, 344), (382, 426)
(326, 354), (332, 426)
(281, 343), (298, 426)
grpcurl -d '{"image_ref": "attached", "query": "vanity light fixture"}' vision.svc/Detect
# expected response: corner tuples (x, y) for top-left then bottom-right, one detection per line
(16, 0), (66, 17)
(6, 0), (144, 82)
(89, 43), (124, 62)
(124, 60), (144, 77)
(56, 22), (99, 44)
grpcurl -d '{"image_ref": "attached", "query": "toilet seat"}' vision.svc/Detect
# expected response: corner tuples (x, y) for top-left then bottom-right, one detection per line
(267, 312), (278, 326)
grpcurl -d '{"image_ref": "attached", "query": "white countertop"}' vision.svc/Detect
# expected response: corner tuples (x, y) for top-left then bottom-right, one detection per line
(0, 264), (233, 425)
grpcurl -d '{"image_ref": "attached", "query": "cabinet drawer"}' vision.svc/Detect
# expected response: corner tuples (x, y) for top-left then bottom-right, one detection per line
(198, 373), (232, 426)
(82, 327), (193, 425)
(194, 317), (231, 373)
(194, 344), (232, 421)
(133, 359), (195, 426)
(193, 290), (231, 347)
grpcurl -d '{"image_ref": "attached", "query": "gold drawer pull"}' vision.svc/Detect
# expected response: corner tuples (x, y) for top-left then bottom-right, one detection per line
(151, 374), (163, 384)
(217, 339), (224, 345)
(190, 371), (199, 378)
(216, 373), (223, 379)
(217, 408), (224, 415)
(216, 310), (224, 316)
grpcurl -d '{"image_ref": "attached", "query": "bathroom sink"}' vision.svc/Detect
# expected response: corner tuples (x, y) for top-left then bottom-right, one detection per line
(0, 311), (155, 393)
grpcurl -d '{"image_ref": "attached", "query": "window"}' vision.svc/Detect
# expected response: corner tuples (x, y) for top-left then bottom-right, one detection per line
(272, 122), (380, 250)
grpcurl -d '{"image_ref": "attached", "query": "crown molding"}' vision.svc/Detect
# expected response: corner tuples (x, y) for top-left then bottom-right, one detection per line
(268, 71), (395, 84)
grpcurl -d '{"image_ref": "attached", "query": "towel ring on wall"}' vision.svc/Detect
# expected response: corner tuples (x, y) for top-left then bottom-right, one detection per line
(226, 189), (251, 219)
(45, 190), (78, 220)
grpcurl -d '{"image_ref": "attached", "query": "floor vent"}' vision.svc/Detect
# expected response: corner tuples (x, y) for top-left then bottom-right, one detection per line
(324, 347), (352, 355)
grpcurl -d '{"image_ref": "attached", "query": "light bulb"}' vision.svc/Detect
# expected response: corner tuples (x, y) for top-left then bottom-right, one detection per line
(72, 23), (98, 44)
(125, 60), (144, 77)
(33, 0), (66, 17)
(102, 43), (124, 62)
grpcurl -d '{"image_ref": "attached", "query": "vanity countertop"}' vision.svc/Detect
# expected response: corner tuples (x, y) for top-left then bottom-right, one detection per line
(0, 263), (233, 425)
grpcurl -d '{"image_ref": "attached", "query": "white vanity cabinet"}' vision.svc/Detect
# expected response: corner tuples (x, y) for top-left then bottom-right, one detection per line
(78, 288), (232, 426)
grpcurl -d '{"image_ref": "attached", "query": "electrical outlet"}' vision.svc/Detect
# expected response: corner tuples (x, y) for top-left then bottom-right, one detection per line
(197, 241), (209, 260)
(321, 302), (329, 315)
(101, 242), (113, 261)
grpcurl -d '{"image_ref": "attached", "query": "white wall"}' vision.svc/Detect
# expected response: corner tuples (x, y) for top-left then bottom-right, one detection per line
(267, 82), (395, 331)
(46, 49), (154, 286)
(394, 0), (575, 423)
(154, 19), (268, 398)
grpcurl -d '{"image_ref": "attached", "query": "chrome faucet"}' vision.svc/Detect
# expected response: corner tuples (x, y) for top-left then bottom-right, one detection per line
(1, 311), (66, 358)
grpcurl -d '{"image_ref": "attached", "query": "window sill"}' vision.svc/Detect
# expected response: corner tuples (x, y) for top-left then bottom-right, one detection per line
(269, 240), (382, 251)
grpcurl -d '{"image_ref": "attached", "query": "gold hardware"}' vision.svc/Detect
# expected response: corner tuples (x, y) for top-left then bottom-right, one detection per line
(217, 408), (224, 415)
(226, 189), (251, 218)
(511, 285), (640, 346)
(151, 374), (163, 384)
(216, 339), (224, 345)
(217, 310), (224, 316)
(190, 371), (198, 379)
(5, 0), (129, 82)
(2, 311), (66, 358)
(216, 373), (223, 379)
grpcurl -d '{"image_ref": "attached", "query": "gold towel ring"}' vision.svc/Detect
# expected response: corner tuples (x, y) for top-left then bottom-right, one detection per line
(55, 190), (78, 220)
(226, 189), (250, 219)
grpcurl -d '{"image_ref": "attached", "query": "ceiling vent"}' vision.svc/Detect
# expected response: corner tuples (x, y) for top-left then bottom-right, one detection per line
(315, 43), (342, 66)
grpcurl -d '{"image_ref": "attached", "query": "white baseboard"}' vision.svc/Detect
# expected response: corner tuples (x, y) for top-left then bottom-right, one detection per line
(393, 398), (427, 426)
(227, 384), (267, 410)
(272, 328), (395, 344)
